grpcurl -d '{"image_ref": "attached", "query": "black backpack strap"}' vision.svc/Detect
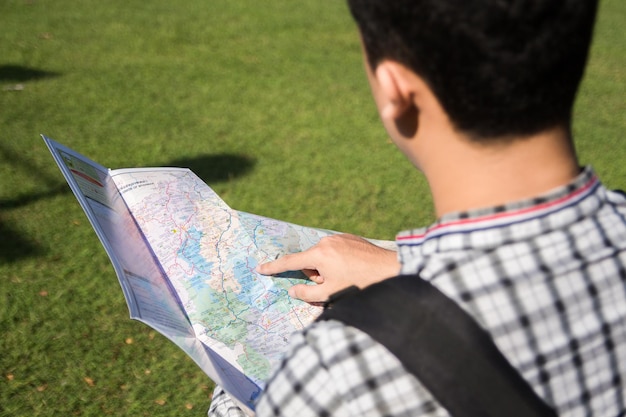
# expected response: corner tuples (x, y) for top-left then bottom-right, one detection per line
(317, 274), (557, 417)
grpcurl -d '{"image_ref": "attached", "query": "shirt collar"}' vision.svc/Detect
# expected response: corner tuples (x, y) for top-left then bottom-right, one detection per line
(396, 166), (600, 251)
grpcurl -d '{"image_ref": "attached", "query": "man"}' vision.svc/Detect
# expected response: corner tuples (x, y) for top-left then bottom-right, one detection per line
(211, 0), (626, 415)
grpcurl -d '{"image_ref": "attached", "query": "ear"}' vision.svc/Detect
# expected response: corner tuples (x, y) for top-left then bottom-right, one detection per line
(375, 61), (415, 120)
(374, 61), (421, 138)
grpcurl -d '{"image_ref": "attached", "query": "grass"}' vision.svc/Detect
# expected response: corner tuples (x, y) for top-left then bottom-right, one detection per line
(1, 0), (624, 416)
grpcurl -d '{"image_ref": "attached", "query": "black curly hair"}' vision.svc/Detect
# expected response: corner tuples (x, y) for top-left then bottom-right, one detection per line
(347, 0), (599, 140)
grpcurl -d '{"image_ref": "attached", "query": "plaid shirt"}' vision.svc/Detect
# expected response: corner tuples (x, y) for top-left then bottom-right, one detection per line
(210, 166), (626, 416)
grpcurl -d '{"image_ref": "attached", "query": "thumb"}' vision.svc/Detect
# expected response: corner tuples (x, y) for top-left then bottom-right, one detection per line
(288, 283), (329, 304)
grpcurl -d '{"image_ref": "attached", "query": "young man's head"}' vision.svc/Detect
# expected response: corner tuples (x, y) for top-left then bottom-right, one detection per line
(347, 0), (599, 141)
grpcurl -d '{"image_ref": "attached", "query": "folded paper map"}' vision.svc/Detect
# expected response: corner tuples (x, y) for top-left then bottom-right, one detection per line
(43, 135), (394, 413)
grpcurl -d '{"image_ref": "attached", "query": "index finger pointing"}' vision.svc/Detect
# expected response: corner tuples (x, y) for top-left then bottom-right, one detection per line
(256, 252), (314, 276)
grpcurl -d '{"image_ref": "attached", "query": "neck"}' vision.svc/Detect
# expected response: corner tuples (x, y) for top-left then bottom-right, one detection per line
(420, 126), (580, 217)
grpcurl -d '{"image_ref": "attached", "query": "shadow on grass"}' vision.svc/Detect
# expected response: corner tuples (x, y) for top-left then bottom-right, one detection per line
(0, 141), (71, 210)
(0, 219), (42, 262)
(163, 153), (256, 184)
(0, 185), (71, 210)
(2, 149), (255, 263)
(0, 138), (69, 262)
(0, 64), (60, 83)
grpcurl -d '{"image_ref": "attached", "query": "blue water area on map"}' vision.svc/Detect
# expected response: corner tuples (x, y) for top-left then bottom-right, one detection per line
(231, 259), (265, 304)
(177, 226), (217, 301)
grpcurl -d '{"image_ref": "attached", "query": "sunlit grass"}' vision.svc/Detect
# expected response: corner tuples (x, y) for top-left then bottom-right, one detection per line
(0, 0), (624, 415)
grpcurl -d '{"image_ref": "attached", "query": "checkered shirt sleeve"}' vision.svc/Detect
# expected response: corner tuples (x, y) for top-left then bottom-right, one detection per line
(209, 321), (448, 417)
(209, 385), (249, 417)
(254, 320), (449, 416)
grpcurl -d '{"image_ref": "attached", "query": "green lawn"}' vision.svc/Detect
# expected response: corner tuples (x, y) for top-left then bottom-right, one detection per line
(1, 0), (624, 416)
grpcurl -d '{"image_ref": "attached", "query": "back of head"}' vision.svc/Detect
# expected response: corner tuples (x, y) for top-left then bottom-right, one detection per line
(347, 0), (599, 141)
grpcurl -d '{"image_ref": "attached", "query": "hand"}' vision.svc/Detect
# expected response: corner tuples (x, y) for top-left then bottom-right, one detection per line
(256, 234), (400, 303)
